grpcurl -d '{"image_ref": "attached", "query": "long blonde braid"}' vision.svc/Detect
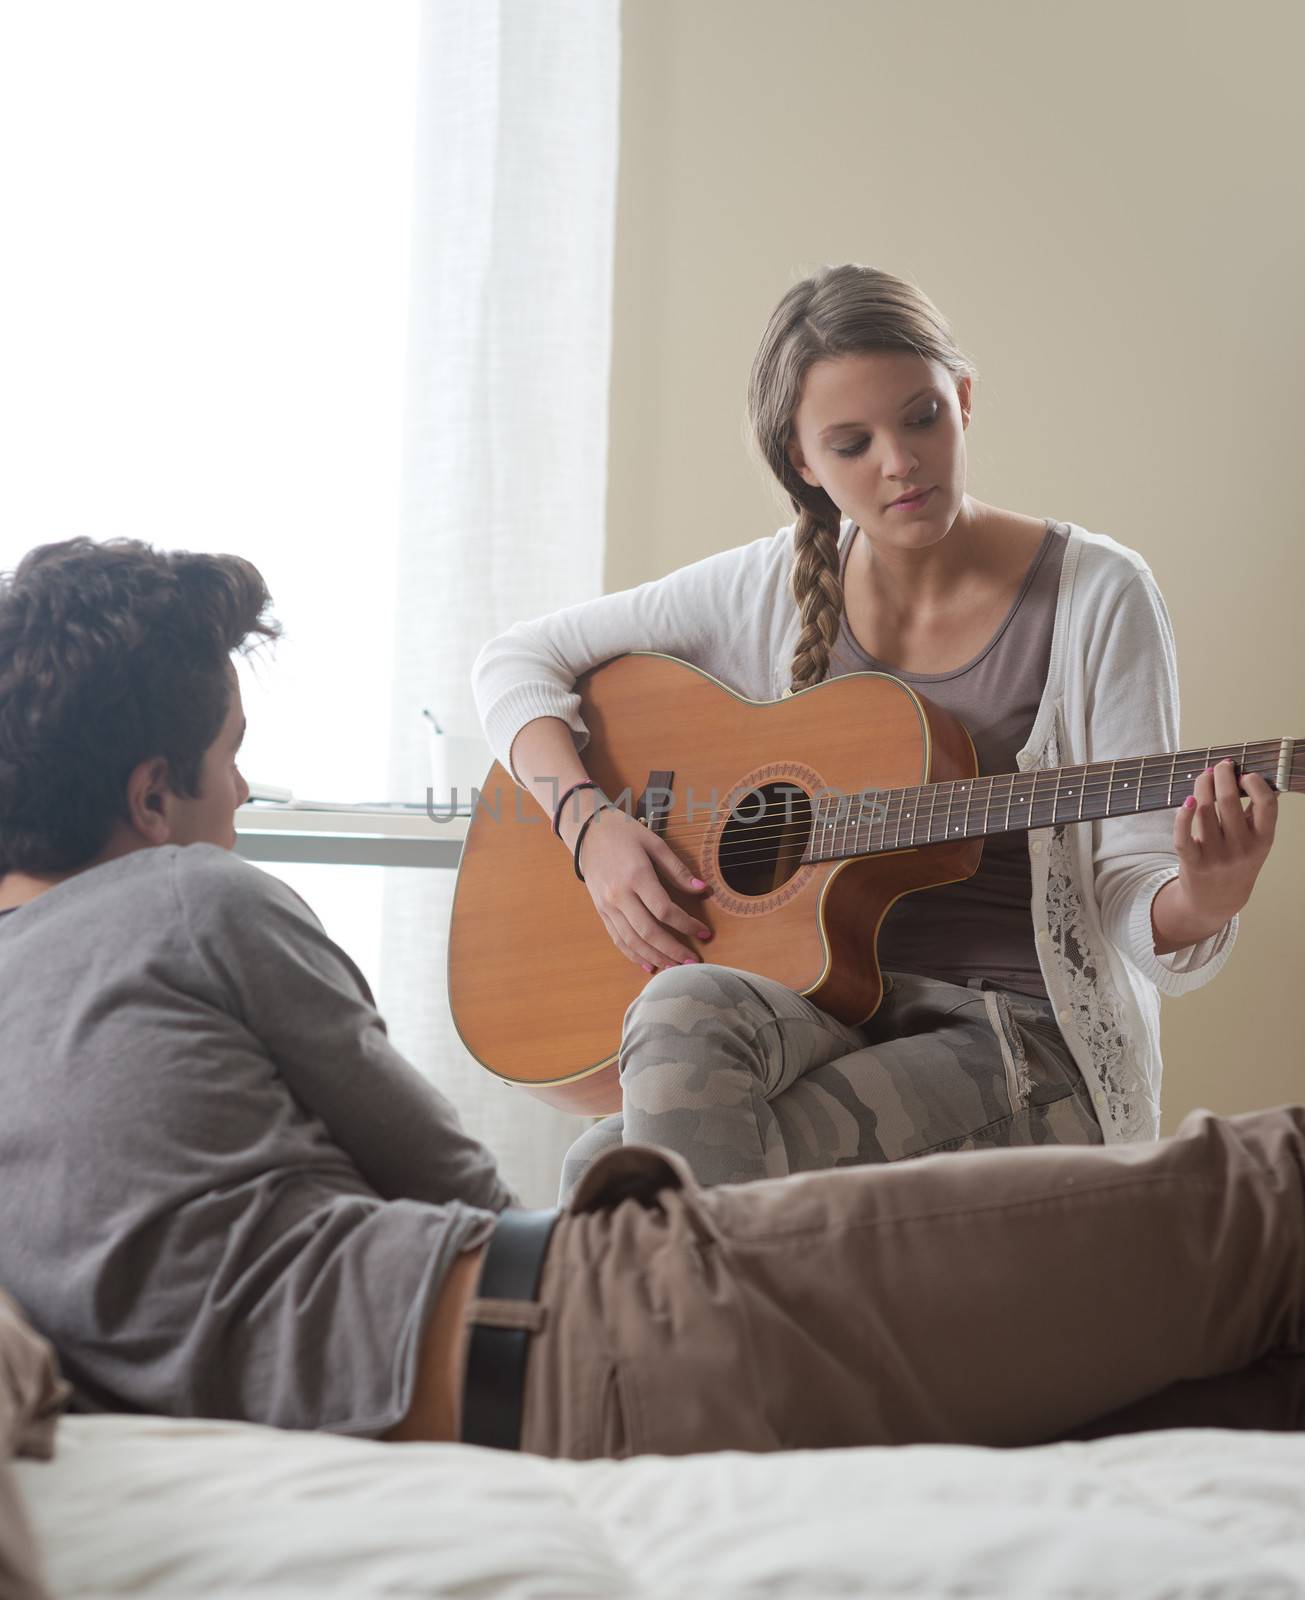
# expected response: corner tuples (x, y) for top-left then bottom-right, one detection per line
(787, 503), (845, 693)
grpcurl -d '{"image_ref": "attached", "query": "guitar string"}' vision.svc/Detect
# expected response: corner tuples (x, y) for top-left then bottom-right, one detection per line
(697, 772), (1280, 875)
(563, 739), (1293, 867)
(603, 759), (1293, 869)
(593, 739), (1290, 838)
(697, 776), (1280, 875)
(698, 757), (1285, 870)
(618, 741), (1292, 842)
(636, 764), (1292, 876)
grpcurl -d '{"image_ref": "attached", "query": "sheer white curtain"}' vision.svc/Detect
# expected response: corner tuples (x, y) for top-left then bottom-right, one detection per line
(378, 0), (621, 1206)
(0, 0), (420, 985)
(0, 0), (620, 1205)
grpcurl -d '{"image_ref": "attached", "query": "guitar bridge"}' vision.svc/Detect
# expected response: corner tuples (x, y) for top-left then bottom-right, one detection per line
(636, 770), (675, 838)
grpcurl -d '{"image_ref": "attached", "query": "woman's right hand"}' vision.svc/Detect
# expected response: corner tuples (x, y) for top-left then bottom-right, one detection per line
(571, 804), (714, 972)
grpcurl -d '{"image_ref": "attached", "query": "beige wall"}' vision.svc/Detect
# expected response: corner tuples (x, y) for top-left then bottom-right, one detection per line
(605, 0), (1303, 1130)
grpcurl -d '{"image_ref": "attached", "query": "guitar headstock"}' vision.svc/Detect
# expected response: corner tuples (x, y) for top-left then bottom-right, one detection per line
(1287, 739), (1305, 796)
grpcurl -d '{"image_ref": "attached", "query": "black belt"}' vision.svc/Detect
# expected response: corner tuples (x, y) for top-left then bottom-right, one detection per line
(460, 1207), (560, 1451)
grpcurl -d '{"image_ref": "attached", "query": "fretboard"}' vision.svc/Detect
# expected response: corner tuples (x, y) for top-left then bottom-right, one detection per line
(800, 736), (1299, 864)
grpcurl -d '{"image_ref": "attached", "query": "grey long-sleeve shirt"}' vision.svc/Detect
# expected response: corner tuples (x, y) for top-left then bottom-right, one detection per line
(0, 844), (514, 1435)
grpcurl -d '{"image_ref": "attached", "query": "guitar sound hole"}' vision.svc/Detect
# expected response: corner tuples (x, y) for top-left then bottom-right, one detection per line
(717, 781), (812, 897)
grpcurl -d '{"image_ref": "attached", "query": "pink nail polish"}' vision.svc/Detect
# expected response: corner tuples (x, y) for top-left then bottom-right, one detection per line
(641, 963), (652, 973)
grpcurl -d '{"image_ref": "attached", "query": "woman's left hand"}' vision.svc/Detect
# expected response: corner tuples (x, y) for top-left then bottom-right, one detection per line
(1172, 757), (1279, 926)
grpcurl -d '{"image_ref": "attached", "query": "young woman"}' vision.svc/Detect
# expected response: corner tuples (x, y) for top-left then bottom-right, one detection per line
(471, 264), (1277, 1196)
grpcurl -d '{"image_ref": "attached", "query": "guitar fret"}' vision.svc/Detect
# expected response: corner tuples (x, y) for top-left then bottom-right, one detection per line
(1113, 764), (1127, 815)
(863, 793), (882, 857)
(1105, 760), (1115, 818)
(1019, 772), (1032, 826)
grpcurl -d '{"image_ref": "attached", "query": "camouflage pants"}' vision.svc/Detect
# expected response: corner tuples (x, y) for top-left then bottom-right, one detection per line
(559, 965), (1103, 1199)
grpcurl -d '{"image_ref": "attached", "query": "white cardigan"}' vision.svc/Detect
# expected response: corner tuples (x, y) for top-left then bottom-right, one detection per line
(471, 519), (1236, 1141)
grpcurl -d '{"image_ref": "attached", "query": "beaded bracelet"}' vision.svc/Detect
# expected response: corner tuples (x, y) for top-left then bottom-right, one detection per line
(552, 779), (602, 838)
(573, 801), (620, 882)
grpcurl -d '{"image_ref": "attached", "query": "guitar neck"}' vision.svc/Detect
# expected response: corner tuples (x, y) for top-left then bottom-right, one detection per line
(802, 736), (1302, 864)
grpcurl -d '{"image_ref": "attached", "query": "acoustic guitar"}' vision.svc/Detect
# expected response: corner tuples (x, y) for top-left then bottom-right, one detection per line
(447, 652), (1300, 1115)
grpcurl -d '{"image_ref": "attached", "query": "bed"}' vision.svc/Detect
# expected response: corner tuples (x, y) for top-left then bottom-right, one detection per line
(14, 1413), (1305, 1597)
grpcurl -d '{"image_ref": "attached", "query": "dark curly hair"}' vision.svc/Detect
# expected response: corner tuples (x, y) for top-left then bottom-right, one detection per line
(0, 537), (281, 875)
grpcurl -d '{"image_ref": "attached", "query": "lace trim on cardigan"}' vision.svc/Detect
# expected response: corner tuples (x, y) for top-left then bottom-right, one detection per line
(1040, 729), (1140, 1133)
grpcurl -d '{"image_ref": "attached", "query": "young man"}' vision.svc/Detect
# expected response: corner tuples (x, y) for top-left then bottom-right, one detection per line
(1, 536), (1302, 1459)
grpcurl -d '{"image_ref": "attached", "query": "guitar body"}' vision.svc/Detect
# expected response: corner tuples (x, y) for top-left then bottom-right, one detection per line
(448, 653), (982, 1114)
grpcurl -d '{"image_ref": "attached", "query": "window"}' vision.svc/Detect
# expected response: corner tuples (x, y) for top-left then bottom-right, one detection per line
(0, 1), (422, 992)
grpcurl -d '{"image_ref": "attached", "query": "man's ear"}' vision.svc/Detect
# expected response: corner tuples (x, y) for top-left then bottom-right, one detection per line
(123, 756), (176, 846)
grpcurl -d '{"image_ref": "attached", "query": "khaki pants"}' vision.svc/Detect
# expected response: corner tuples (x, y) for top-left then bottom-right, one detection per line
(519, 1106), (1305, 1458)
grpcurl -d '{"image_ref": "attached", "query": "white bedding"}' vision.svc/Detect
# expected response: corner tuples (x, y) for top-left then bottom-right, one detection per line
(14, 1416), (1305, 1598)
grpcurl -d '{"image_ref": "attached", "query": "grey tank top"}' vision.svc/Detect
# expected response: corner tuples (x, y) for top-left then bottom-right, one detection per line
(826, 520), (1068, 999)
